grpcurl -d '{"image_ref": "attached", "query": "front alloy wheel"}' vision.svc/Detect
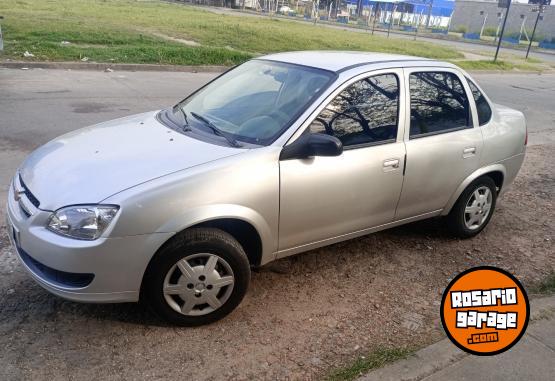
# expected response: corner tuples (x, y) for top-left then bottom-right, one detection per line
(142, 228), (250, 326)
(163, 253), (235, 316)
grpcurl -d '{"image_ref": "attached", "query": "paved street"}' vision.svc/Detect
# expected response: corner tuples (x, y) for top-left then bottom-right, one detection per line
(0, 68), (553, 380)
(0, 68), (215, 203)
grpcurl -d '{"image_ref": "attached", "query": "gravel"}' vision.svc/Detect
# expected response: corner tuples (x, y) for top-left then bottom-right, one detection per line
(0, 142), (552, 380)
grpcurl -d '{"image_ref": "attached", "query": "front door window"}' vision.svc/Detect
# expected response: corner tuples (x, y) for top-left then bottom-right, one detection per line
(309, 73), (400, 147)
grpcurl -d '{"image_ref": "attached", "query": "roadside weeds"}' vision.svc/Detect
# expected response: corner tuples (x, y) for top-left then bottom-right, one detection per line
(530, 272), (555, 295)
(326, 347), (414, 381)
(327, 272), (555, 380)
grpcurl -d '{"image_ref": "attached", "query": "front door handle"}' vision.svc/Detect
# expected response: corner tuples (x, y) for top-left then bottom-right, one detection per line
(463, 147), (476, 158)
(383, 158), (400, 172)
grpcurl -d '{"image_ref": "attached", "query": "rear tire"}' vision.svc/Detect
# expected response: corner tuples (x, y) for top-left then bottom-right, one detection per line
(142, 228), (250, 326)
(447, 176), (497, 238)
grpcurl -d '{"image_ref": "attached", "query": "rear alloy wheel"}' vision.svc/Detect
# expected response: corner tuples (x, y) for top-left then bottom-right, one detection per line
(463, 186), (493, 231)
(142, 228), (250, 326)
(447, 177), (497, 238)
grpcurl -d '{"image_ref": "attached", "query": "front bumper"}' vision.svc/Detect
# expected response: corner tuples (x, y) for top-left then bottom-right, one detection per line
(6, 178), (173, 303)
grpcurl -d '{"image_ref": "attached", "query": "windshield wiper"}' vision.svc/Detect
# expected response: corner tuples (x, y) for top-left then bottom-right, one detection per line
(190, 112), (241, 148)
(172, 106), (192, 132)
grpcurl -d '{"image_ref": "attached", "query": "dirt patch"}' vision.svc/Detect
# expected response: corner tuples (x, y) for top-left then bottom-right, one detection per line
(147, 31), (201, 47)
(0, 143), (553, 381)
(461, 52), (490, 61)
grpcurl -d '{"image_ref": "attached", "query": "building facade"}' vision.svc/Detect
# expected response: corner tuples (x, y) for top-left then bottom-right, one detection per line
(451, 0), (554, 41)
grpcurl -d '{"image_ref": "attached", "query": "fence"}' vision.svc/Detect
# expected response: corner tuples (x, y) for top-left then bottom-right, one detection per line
(172, 0), (555, 49)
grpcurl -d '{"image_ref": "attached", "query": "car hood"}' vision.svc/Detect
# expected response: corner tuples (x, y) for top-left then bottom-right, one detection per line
(19, 111), (243, 211)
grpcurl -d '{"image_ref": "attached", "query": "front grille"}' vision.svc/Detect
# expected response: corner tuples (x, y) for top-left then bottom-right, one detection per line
(18, 247), (94, 288)
(18, 174), (40, 208)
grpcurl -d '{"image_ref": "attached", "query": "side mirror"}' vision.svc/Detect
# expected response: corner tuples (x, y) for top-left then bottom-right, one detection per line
(280, 133), (343, 160)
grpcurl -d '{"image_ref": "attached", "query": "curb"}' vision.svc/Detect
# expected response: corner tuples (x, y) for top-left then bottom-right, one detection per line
(468, 69), (553, 75)
(0, 61), (228, 73)
(357, 294), (555, 381)
(1, 61), (551, 76)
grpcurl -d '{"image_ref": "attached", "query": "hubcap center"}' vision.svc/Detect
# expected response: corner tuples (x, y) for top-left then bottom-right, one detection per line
(194, 283), (206, 292)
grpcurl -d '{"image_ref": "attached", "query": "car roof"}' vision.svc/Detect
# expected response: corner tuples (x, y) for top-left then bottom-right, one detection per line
(258, 51), (439, 73)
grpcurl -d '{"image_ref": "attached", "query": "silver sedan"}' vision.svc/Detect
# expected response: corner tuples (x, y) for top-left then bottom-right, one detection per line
(6, 52), (526, 325)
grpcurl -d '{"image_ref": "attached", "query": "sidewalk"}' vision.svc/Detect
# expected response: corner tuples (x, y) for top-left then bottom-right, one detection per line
(359, 295), (555, 381)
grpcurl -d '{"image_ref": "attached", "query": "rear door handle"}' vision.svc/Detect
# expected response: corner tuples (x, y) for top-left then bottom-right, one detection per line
(463, 147), (476, 158)
(383, 158), (400, 171)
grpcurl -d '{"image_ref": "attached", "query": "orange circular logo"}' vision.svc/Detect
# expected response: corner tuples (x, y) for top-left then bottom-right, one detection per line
(441, 266), (529, 356)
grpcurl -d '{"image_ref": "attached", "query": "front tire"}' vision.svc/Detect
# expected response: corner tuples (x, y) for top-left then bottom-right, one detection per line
(142, 228), (250, 326)
(447, 176), (497, 238)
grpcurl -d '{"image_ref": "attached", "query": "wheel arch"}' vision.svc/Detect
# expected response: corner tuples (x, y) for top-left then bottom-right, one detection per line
(154, 204), (275, 267)
(441, 165), (506, 216)
(189, 218), (263, 268)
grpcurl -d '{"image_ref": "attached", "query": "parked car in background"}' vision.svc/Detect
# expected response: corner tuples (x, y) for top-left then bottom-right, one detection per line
(6, 52), (527, 325)
(279, 5), (291, 14)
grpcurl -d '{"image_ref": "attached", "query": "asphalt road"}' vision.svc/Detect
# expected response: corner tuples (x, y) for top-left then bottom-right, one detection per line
(0, 68), (554, 380)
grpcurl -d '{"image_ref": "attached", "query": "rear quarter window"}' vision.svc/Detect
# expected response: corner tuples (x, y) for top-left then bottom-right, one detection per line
(466, 78), (492, 126)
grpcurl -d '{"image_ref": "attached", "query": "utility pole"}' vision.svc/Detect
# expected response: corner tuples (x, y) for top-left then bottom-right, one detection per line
(494, 0), (512, 62)
(526, 2), (545, 59)
(0, 16), (3, 52)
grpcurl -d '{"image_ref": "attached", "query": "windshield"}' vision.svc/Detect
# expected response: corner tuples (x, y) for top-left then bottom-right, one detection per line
(173, 60), (335, 146)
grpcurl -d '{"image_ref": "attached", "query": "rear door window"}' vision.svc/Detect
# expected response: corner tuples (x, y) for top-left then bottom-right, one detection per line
(409, 72), (472, 138)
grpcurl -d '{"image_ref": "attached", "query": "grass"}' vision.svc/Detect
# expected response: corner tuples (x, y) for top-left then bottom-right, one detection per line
(525, 56), (543, 64)
(453, 59), (545, 72)
(453, 60), (517, 71)
(326, 347), (414, 381)
(0, 0), (462, 66)
(530, 273), (555, 294)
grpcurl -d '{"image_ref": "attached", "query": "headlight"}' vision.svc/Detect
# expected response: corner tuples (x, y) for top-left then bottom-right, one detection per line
(47, 205), (119, 240)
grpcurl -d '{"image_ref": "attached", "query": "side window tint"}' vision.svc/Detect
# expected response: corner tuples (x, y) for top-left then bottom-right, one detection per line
(466, 78), (492, 126)
(409, 72), (471, 138)
(310, 74), (399, 147)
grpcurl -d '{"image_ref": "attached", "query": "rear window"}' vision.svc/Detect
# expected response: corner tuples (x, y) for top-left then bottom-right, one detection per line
(466, 78), (492, 126)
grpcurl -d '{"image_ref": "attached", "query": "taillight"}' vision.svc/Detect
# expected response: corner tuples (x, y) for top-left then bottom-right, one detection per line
(524, 124), (528, 146)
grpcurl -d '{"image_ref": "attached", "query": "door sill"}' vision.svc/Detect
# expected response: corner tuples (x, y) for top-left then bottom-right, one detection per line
(276, 209), (443, 259)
